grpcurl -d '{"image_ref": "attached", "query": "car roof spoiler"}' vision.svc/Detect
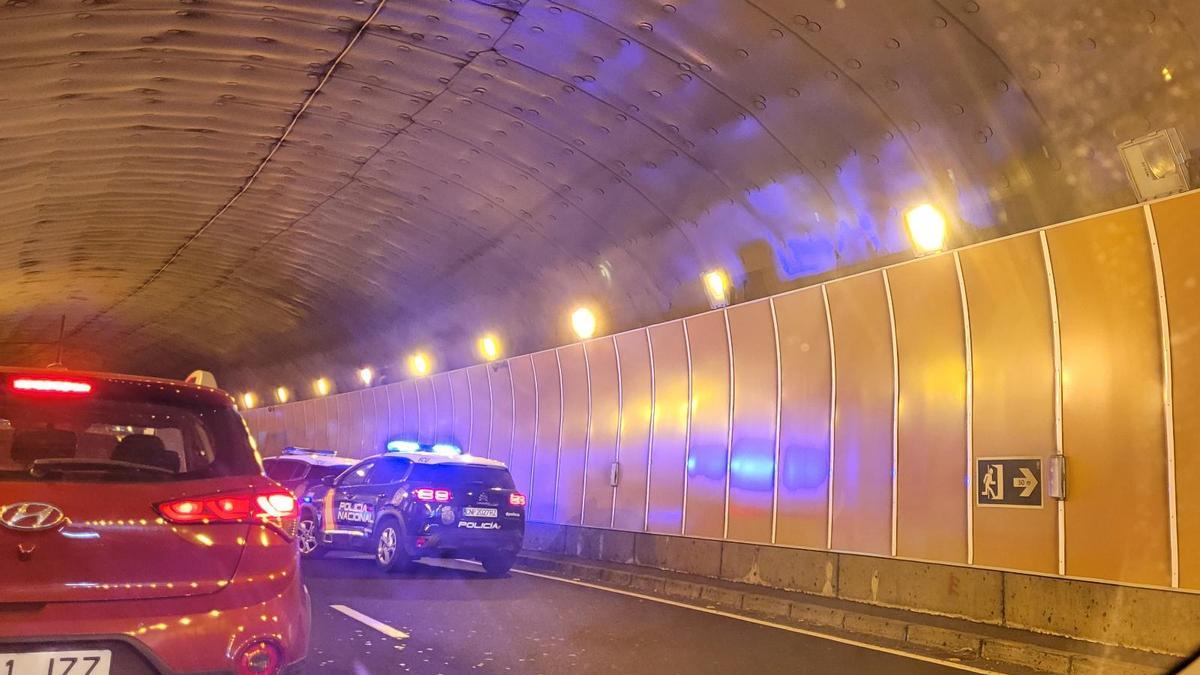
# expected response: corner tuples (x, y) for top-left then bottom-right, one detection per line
(184, 370), (219, 389)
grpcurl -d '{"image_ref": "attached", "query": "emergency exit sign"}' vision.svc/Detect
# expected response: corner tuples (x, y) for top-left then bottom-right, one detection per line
(976, 457), (1042, 507)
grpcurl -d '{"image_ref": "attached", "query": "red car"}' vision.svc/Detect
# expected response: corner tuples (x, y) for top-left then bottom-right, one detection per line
(0, 368), (309, 674)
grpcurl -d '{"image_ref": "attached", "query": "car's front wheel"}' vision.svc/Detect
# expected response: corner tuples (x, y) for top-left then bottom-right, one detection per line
(374, 520), (413, 573)
(481, 552), (516, 577)
(297, 512), (325, 559)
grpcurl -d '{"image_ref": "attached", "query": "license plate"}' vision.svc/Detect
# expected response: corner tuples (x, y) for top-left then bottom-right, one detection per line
(1, 650), (111, 675)
(462, 507), (498, 518)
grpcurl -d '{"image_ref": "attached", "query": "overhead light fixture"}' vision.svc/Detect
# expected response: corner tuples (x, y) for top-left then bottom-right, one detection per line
(702, 269), (730, 309)
(358, 367), (374, 387)
(570, 307), (597, 340)
(1118, 128), (1191, 202)
(478, 334), (501, 361)
(409, 352), (431, 377)
(313, 378), (331, 397)
(274, 387), (290, 404)
(904, 203), (948, 254)
(241, 392), (257, 409)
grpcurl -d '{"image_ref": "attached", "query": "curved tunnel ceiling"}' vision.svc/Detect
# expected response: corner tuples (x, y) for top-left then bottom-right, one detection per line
(1, 0), (1196, 389)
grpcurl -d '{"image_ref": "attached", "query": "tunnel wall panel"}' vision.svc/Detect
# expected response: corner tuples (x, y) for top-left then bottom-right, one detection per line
(613, 329), (653, 531)
(531, 350), (562, 523)
(509, 355), (537, 497)
(489, 361), (516, 466)
(242, 188), (1200, 593)
(889, 255), (968, 563)
(772, 287), (832, 549)
(433, 373), (454, 445)
(1048, 208), (1171, 586)
(449, 369), (472, 451)
(726, 300), (778, 544)
(467, 365), (491, 457)
(556, 344), (589, 525)
(646, 322), (689, 534)
(583, 338), (620, 528)
(682, 311), (732, 539)
(827, 272), (894, 556)
(1151, 194), (1200, 589)
(959, 234), (1059, 574)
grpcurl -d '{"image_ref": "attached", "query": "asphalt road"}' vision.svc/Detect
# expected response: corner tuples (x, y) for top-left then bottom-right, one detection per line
(302, 555), (973, 675)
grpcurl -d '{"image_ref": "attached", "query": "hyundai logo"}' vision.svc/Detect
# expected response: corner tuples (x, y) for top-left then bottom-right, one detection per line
(0, 502), (67, 532)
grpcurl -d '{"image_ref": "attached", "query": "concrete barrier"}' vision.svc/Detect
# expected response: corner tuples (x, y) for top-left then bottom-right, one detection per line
(522, 523), (1200, 657)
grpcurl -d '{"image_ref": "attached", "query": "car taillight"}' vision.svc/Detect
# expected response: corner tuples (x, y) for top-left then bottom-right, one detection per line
(234, 640), (282, 675)
(11, 377), (92, 395)
(157, 489), (298, 537)
(508, 492), (527, 507)
(413, 487), (452, 502)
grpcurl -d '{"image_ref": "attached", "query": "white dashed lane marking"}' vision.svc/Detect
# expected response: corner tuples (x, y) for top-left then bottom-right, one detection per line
(330, 604), (411, 640)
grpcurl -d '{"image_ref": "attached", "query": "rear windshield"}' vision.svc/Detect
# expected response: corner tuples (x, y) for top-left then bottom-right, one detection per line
(407, 463), (515, 489)
(0, 394), (258, 483)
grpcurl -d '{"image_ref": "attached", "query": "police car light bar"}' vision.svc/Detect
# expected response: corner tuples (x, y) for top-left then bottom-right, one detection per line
(386, 440), (421, 453)
(430, 443), (463, 456)
(281, 447), (336, 456)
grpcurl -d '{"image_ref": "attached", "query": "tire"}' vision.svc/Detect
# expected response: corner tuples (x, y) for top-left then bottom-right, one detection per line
(296, 512), (326, 559)
(481, 552), (516, 577)
(374, 519), (413, 573)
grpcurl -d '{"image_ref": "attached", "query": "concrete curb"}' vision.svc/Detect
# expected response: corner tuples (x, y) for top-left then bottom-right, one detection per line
(516, 553), (1170, 675)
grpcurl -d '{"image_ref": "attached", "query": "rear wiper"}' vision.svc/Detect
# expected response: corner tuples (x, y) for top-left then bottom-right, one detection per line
(30, 458), (175, 478)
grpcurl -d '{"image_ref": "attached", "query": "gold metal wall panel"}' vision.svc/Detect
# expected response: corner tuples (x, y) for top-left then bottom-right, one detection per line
(417, 378), (435, 445)
(1048, 209), (1171, 586)
(960, 233), (1058, 574)
(647, 322), (689, 534)
(509, 356), (538, 497)
(828, 272), (894, 555)
(371, 388), (390, 455)
(467, 365), (491, 457)
(489, 362), (516, 465)
(433, 373), (454, 445)
(282, 404), (303, 451)
(583, 338), (620, 528)
(312, 397), (330, 451)
(726, 300), (778, 544)
(449, 369), (472, 450)
(773, 287), (833, 548)
(353, 391), (374, 457)
(556, 344), (589, 525)
(397, 381), (418, 442)
(531, 350), (562, 523)
(614, 329), (653, 531)
(335, 394), (354, 456)
(1148, 194), (1200, 588)
(683, 311), (732, 539)
(889, 255), (968, 563)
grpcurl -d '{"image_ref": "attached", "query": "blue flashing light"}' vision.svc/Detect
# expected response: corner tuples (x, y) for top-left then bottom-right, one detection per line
(386, 440), (421, 453)
(431, 443), (463, 456)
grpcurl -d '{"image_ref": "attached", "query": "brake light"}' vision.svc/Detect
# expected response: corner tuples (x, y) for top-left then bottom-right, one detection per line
(508, 492), (527, 507)
(11, 378), (92, 394)
(157, 489), (298, 537)
(234, 640), (282, 675)
(413, 487), (452, 502)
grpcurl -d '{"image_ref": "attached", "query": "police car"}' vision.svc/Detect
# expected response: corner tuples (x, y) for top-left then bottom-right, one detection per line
(263, 447), (356, 498)
(296, 441), (526, 576)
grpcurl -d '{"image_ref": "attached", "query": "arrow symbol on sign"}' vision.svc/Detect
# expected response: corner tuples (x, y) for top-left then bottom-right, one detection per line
(1012, 467), (1039, 498)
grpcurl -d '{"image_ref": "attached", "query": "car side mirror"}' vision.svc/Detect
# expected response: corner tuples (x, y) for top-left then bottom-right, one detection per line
(321, 475), (337, 486)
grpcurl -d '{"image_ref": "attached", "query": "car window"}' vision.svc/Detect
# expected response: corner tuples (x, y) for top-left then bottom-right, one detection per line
(0, 394), (255, 482)
(338, 460), (375, 487)
(370, 457), (411, 484)
(264, 458), (302, 481)
(307, 464), (348, 483)
(407, 463), (516, 489)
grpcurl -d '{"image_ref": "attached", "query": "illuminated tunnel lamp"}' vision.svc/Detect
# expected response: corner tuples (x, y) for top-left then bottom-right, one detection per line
(478, 334), (501, 361)
(358, 367), (374, 386)
(241, 392), (257, 409)
(408, 352), (432, 377)
(386, 440), (421, 453)
(702, 269), (730, 309)
(570, 306), (597, 340)
(904, 203), (948, 254)
(313, 377), (331, 397)
(274, 387), (290, 404)
(12, 378), (92, 394)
